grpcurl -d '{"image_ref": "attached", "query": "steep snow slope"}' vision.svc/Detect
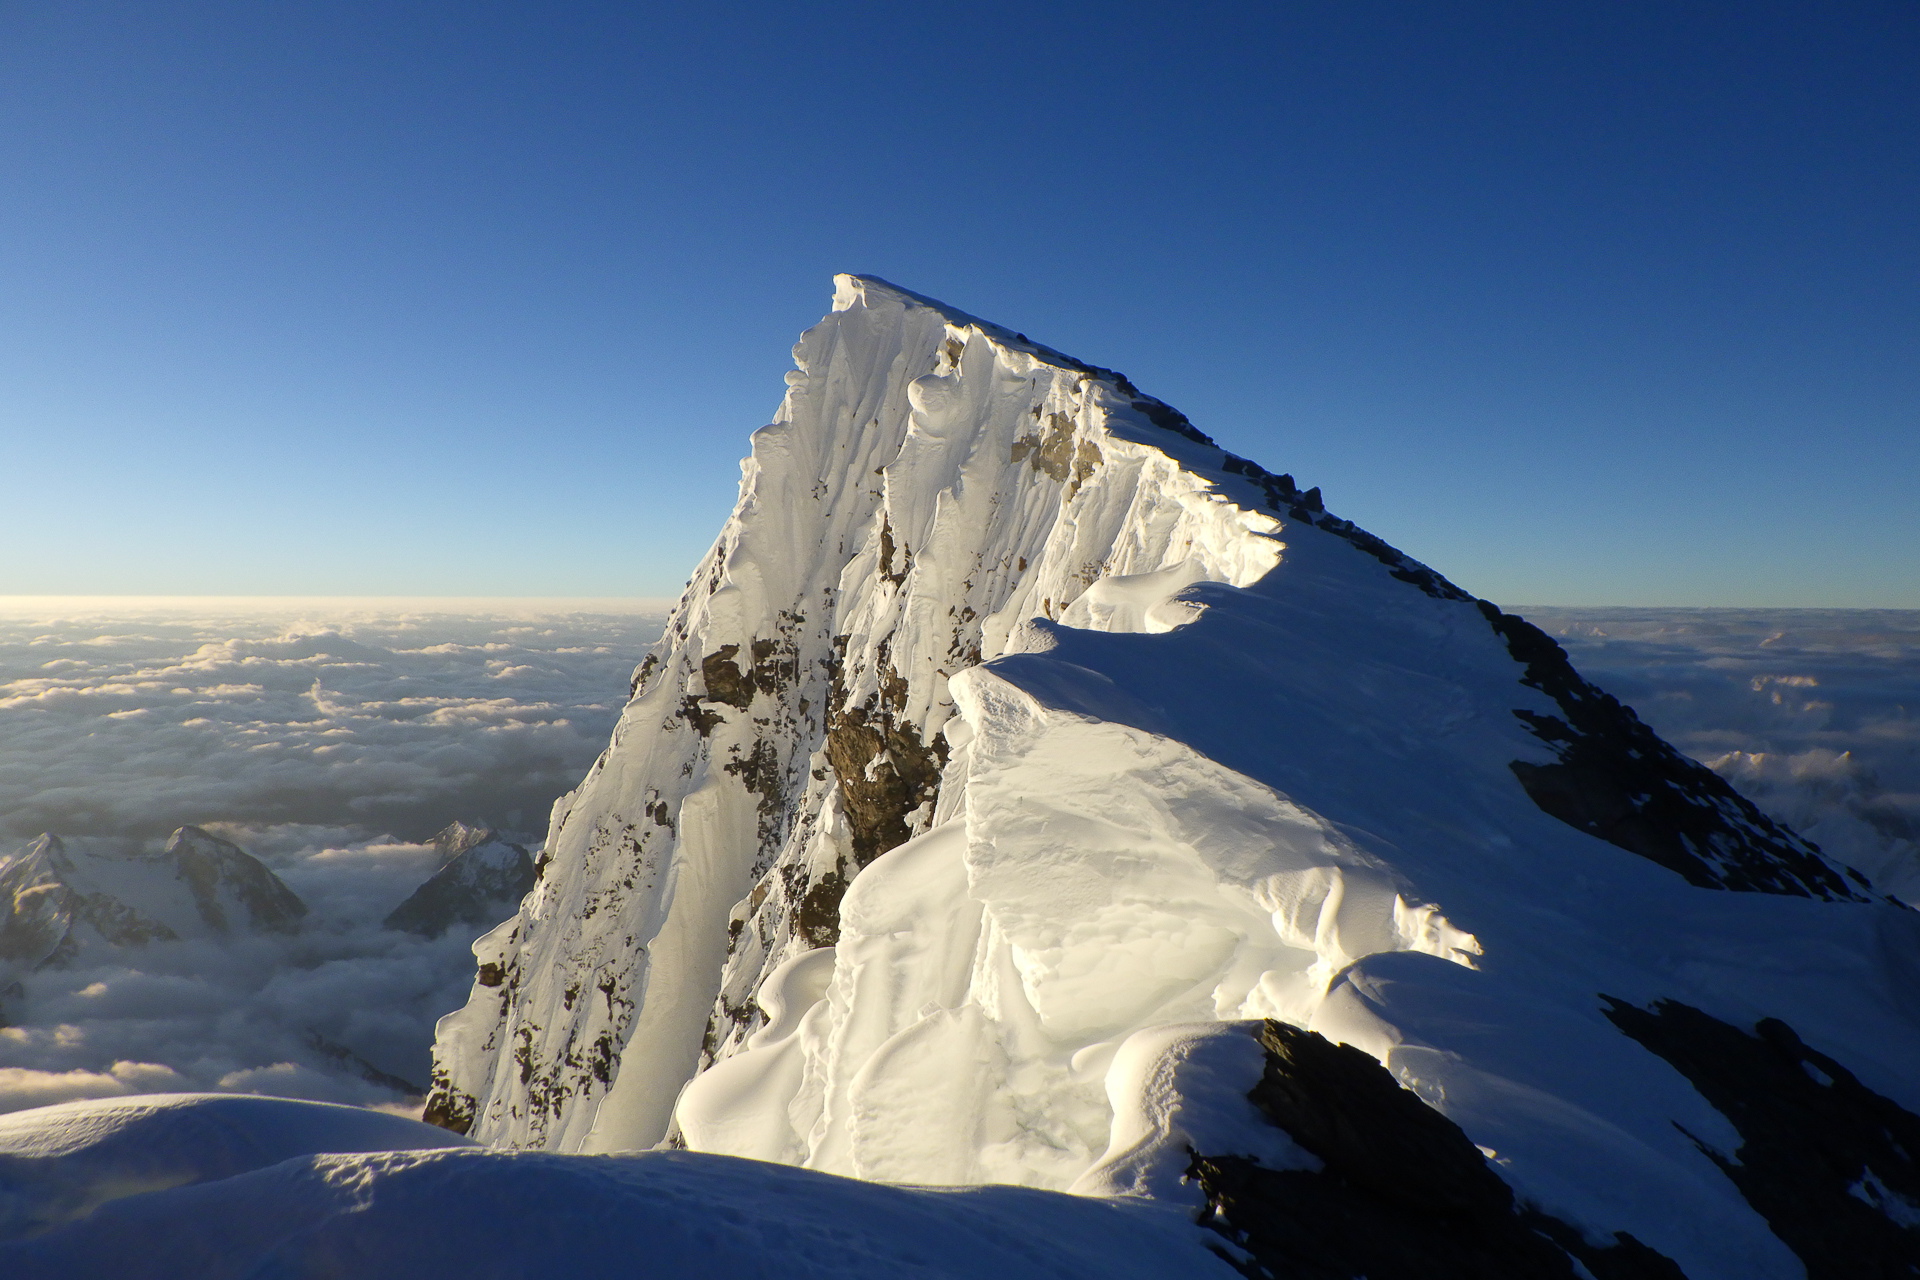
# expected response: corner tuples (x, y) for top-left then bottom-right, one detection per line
(428, 277), (1919, 1278)
(428, 274), (1302, 1152)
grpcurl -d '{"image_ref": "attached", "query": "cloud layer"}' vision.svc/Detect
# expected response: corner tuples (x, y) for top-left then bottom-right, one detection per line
(0, 601), (662, 841)
(1525, 606), (1920, 898)
(0, 601), (664, 1116)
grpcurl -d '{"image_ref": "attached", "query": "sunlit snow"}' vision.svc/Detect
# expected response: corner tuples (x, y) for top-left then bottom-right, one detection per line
(2, 284), (1917, 1280)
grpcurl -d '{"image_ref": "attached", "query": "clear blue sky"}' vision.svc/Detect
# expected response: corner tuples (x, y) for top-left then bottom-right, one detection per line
(2, 1), (1914, 606)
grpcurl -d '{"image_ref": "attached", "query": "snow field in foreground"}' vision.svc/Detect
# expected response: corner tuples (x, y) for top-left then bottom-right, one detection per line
(0, 1094), (1225, 1280)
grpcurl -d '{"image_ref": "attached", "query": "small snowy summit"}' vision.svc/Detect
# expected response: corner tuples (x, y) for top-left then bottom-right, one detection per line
(384, 821), (535, 938)
(6, 276), (1920, 1278)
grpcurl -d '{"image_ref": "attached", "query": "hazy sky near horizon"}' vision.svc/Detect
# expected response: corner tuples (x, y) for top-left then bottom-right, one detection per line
(2, 2), (1914, 606)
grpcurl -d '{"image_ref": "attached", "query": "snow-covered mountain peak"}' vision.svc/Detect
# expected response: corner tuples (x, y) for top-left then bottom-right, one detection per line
(0, 827), (306, 980)
(425, 273), (1331, 1146)
(420, 277), (1915, 1279)
(431, 820), (497, 862)
(385, 822), (534, 938)
(157, 825), (307, 935)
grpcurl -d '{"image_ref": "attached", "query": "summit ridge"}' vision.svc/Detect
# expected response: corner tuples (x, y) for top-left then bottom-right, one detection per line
(412, 276), (1919, 1280)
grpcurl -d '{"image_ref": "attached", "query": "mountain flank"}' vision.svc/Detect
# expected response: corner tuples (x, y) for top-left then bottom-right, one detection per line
(417, 277), (1919, 1280)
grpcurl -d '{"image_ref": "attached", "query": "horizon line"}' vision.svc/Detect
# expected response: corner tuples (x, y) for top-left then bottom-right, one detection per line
(0, 595), (1915, 616)
(0, 595), (679, 614)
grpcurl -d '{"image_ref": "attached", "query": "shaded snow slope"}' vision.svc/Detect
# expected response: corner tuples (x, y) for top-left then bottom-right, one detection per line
(1, 1140), (1223, 1280)
(426, 276), (1916, 1279)
(0, 1093), (470, 1240)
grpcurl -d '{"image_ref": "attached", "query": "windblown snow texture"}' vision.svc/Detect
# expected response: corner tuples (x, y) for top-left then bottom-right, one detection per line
(426, 276), (1920, 1278)
(0, 1093), (470, 1241)
(0, 1097), (1218, 1280)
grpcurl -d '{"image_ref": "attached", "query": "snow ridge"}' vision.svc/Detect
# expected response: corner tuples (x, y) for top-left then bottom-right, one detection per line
(425, 275), (1305, 1150)
(422, 276), (1913, 1278)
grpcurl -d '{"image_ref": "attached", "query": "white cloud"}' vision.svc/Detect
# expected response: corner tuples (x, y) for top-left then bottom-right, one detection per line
(0, 603), (664, 842)
(1524, 606), (1920, 899)
(215, 1062), (377, 1101)
(0, 1061), (189, 1112)
(0, 868), (492, 1114)
(0, 601), (666, 1117)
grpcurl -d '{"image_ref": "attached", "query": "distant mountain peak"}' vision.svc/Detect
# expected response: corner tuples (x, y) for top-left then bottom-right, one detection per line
(384, 823), (533, 939)
(431, 820), (498, 863)
(0, 827), (305, 976)
(160, 825), (307, 935)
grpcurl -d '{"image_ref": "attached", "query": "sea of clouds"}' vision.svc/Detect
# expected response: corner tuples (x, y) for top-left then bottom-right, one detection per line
(1525, 606), (1920, 899)
(0, 599), (666, 1117)
(0, 599), (1914, 1122)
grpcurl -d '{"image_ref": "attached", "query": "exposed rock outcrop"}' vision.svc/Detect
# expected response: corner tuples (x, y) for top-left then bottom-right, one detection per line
(1481, 606), (1870, 901)
(1190, 1021), (1687, 1280)
(1603, 997), (1920, 1279)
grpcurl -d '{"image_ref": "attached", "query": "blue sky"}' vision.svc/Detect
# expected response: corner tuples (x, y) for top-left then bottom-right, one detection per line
(2, 1), (1914, 606)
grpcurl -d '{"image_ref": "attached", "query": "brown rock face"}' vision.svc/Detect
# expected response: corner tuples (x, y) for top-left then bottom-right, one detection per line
(1603, 997), (1920, 1280)
(1189, 1021), (1686, 1280)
